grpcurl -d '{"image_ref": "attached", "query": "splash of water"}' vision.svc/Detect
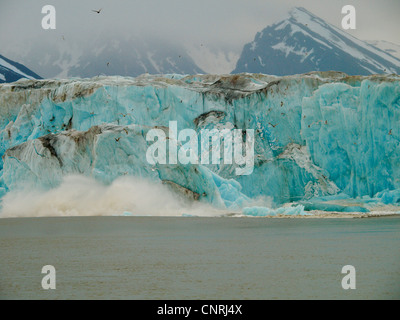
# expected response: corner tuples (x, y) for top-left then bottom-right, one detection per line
(0, 175), (224, 218)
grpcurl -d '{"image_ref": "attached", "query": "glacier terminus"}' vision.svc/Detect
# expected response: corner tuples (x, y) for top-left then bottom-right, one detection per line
(0, 72), (399, 217)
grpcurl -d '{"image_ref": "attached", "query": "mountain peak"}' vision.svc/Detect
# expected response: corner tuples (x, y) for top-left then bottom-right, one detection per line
(289, 7), (328, 26)
(289, 6), (315, 17)
(233, 7), (400, 76)
(0, 54), (41, 83)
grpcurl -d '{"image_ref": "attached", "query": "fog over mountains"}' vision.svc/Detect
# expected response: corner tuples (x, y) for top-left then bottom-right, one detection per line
(1, 7), (400, 81)
(3, 36), (204, 79)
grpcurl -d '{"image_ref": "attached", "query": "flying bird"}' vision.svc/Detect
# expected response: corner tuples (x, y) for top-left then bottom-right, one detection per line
(92, 8), (102, 14)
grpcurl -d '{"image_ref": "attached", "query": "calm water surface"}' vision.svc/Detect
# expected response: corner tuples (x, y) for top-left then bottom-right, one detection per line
(0, 216), (399, 299)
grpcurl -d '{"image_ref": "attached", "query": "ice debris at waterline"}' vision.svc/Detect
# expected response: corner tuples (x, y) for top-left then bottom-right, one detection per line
(242, 205), (310, 217)
(0, 72), (399, 217)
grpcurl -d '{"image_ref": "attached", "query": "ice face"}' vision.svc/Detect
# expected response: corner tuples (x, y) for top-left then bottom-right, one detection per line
(302, 79), (400, 198)
(0, 72), (399, 214)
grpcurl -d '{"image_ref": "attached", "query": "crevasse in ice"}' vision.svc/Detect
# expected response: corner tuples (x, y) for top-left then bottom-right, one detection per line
(0, 72), (399, 215)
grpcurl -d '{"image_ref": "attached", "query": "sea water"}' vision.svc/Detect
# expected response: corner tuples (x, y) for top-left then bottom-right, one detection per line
(0, 216), (399, 299)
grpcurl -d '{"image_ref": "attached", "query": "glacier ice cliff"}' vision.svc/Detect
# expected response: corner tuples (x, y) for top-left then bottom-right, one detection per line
(0, 72), (399, 216)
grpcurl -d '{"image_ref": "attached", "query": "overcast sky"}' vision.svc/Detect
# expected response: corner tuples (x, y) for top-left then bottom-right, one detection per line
(0, 0), (399, 53)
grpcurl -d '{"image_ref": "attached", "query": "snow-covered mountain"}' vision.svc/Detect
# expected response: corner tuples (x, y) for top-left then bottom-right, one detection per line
(4, 7), (400, 79)
(366, 40), (400, 60)
(4, 36), (204, 79)
(233, 7), (400, 76)
(0, 54), (41, 83)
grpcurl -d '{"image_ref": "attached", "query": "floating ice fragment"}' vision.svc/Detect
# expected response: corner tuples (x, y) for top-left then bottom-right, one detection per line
(242, 205), (308, 217)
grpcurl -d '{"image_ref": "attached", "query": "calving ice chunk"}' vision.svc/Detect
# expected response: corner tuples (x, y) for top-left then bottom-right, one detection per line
(146, 121), (255, 175)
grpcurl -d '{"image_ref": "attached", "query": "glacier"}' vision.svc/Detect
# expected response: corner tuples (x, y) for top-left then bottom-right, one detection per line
(0, 72), (399, 217)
